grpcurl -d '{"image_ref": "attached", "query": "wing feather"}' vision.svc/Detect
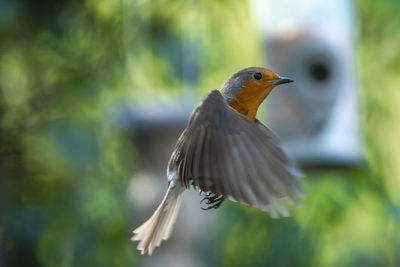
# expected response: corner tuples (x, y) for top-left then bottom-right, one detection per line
(167, 90), (303, 216)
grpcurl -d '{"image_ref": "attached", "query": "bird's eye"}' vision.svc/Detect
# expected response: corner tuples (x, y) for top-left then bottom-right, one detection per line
(253, 72), (262, 80)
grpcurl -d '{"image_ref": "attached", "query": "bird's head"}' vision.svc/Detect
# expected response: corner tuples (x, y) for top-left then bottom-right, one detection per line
(219, 67), (293, 120)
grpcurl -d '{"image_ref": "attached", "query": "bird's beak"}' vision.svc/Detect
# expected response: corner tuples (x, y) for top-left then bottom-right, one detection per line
(271, 77), (293, 85)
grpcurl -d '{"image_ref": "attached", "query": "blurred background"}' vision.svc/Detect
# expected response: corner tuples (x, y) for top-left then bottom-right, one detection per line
(1, 0), (400, 266)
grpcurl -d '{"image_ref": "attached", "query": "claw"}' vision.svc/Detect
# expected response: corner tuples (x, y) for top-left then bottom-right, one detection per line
(201, 202), (222, 210)
(200, 193), (225, 210)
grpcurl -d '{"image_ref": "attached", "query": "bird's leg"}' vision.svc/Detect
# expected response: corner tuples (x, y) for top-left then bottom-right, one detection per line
(199, 192), (215, 204)
(200, 193), (225, 210)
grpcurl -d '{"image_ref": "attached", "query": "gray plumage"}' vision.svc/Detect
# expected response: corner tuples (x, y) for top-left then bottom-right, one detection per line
(169, 90), (303, 214)
(132, 88), (303, 255)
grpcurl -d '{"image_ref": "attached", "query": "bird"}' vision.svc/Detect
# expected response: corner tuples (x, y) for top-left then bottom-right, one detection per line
(131, 67), (304, 255)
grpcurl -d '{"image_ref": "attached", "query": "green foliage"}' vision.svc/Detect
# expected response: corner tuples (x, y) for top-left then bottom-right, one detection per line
(215, 169), (400, 267)
(0, 1), (135, 266)
(122, 0), (263, 101)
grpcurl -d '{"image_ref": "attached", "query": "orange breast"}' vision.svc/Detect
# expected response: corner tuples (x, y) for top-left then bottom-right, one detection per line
(229, 80), (274, 120)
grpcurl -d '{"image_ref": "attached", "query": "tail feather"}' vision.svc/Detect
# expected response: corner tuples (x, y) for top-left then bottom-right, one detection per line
(132, 183), (184, 255)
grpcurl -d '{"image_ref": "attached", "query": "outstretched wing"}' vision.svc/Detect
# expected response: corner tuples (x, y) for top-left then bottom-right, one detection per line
(168, 90), (304, 217)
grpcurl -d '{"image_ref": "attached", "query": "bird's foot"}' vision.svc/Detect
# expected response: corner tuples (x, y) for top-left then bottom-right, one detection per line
(200, 193), (225, 210)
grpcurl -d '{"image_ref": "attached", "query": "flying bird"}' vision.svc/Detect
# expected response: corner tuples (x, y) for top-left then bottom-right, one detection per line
(132, 67), (304, 255)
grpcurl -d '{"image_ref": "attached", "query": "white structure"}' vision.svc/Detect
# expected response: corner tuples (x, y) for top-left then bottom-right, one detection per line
(251, 0), (362, 165)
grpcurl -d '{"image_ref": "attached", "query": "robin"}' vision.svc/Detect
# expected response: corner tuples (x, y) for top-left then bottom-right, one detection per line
(132, 67), (304, 255)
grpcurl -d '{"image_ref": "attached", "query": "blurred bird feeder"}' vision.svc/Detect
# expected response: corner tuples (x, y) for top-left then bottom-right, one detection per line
(250, 0), (362, 166)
